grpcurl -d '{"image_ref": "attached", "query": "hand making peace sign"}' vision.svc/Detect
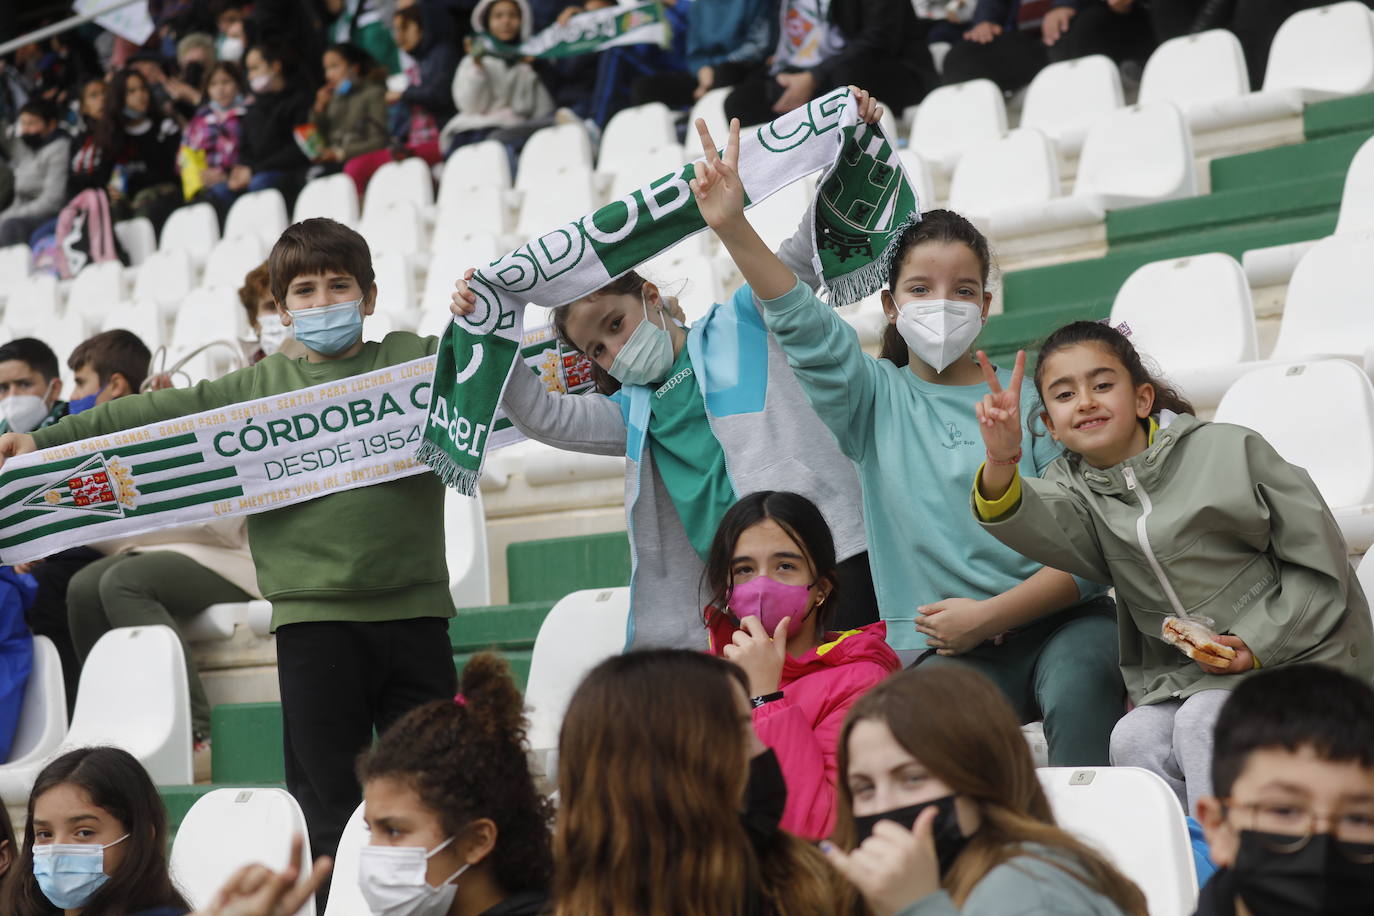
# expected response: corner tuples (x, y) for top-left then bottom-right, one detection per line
(974, 349), (1027, 464)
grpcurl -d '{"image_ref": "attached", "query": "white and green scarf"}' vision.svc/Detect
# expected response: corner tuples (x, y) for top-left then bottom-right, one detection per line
(417, 86), (920, 494)
(475, 1), (670, 59)
(0, 358), (436, 564)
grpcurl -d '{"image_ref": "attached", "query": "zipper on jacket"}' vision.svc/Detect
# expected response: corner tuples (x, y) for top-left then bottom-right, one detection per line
(1122, 466), (1188, 618)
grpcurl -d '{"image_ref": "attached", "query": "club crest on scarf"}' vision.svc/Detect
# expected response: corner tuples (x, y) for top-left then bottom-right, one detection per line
(24, 455), (139, 516)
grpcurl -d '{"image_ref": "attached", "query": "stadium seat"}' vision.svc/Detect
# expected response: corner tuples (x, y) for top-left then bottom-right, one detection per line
(603, 143), (689, 203)
(3, 272), (59, 336)
(1358, 550), (1374, 604)
(1243, 133), (1374, 287)
(170, 787), (314, 915)
(1138, 29), (1303, 133)
(516, 124), (595, 193)
(690, 87), (730, 141)
(114, 217), (157, 266)
(131, 247), (196, 320)
(0, 243), (30, 303)
(370, 251), (417, 330)
(204, 234), (266, 289)
(600, 103), (677, 177)
(159, 202), (220, 269)
(365, 310), (397, 338)
(363, 157), (435, 223)
(513, 174), (597, 244)
(947, 128), (1061, 230)
(1038, 767), (1198, 916)
(909, 79), (1008, 177)
(439, 141), (512, 208)
(447, 489), (491, 609)
(0, 636), (66, 769)
(1263, 1), (1374, 99)
(1020, 55), (1125, 157)
(360, 199), (430, 264)
(991, 103), (1197, 238)
(524, 587), (631, 776)
(169, 286), (249, 381)
(183, 603), (250, 642)
(897, 149), (936, 211)
(322, 802), (369, 916)
(419, 241), (499, 332)
(66, 260), (127, 333)
(1108, 253), (1259, 407)
(29, 312), (85, 371)
(100, 299), (164, 348)
(434, 184), (509, 244)
(1214, 359), (1374, 551)
(293, 173), (360, 226)
(223, 189), (289, 251)
(1268, 231), (1374, 366)
(741, 179), (811, 254)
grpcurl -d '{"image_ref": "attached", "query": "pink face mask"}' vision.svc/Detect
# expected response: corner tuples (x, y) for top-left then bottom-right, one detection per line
(728, 575), (813, 636)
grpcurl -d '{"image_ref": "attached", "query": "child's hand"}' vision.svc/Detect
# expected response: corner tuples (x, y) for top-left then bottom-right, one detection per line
(822, 807), (942, 916)
(0, 432), (36, 469)
(199, 835), (332, 916)
(722, 615), (789, 698)
(1196, 635), (1255, 675)
(847, 86), (884, 127)
(450, 268), (478, 317)
(689, 117), (745, 233)
(915, 598), (990, 656)
(975, 349), (1026, 462)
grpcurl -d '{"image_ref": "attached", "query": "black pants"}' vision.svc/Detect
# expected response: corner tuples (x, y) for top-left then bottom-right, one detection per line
(276, 617), (456, 867)
(830, 552), (880, 631)
(27, 546), (101, 712)
(725, 57), (933, 128)
(632, 61), (758, 110)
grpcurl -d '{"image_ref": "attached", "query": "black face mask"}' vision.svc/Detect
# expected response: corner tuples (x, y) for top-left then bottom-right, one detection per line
(853, 795), (971, 876)
(20, 132), (45, 150)
(741, 748), (788, 850)
(182, 62), (206, 89)
(1232, 830), (1374, 916)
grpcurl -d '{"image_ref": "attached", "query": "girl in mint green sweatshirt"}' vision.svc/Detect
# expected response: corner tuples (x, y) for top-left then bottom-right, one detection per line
(689, 109), (1124, 766)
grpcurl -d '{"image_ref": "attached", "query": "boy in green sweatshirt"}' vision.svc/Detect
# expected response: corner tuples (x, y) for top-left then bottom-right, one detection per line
(0, 218), (457, 867)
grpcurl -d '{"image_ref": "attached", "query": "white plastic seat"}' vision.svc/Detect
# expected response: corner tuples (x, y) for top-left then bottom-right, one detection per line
(1244, 134), (1374, 287)
(1038, 767), (1198, 916)
(170, 787), (314, 915)
(604, 143), (688, 201)
(897, 149), (936, 213)
(514, 173), (596, 242)
(947, 127), (1061, 228)
(433, 193), (507, 251)
(516, 124), (594, 193)
(293, 173), (360, 226)
(223, 189), (289, 251)
(689, 87), (730, 141)
(525, 587), (631, 775)
(203, 234), (266, 290)
(159, 202), (220, 268)
(100, 299), (164, 348)
(0, 636), (67, 768)
(0, 626), (191, 803)
(1139, 29), (1302, 133)
(114, 217), (157, 266)
(1214, 359), (1374, 550)
(363, 157), (435, 223)
(599, 102), (677, 176)
(439, 141), (512, 211)
(909, 79), (1008, 174)
(419, 242), (500, 336)
(29, 312), (85, 371)
(992, 103), (1197, 237)
(360, 199), (429, 261)
(0, 243), (31, 303)
(1357, 550), (1374, 604)
(1263, 1), (1374, 99)
(446, 489), (491, 609)
(3, 273), (60, 336)
(1108, 253), (1259, 407)
(131, 248), (195, 320)
(169, 286), (248, 382)
(66, 260), (127, 333)
(322, 802), (369, 916)
(1021, 55), (1125, 157)
(183, 603), (250, 642)
(742, 179), (811, 254)
(1269, 231), (1374, 365)
(371, 251), (418, 330)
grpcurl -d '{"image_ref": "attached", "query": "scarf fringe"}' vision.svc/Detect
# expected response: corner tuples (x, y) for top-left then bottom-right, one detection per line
(415, 439), (481, 497)
(824, 214), (920, 307)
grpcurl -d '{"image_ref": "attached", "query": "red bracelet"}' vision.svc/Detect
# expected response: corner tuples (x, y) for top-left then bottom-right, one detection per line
(985, 449), (1022, 467)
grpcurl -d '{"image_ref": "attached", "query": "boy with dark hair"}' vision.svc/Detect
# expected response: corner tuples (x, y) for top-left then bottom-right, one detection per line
(0, 338), (66, 435)
(1193, 664), (1374, 915)
(0, 218), (456, 871)
(66, 329), (152, 410)
(0, 97), (71, 246)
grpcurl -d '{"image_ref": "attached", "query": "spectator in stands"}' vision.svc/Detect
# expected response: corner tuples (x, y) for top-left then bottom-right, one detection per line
(213, 0), (251, 64)
(0, 337), (67, 435)
(239, 262), (292, 363)
(0, 802), (14, 883)
(71, 77), (106, 135)
(555, 649), (837, 914)
(972, 320), (1374, 812)
(181, 61), (248, 203)
(584, 0), (692, 127)
(0, 99), (71, 247)
(0, 218), (460, 873)
(355, 652), (553, 915)
(631, 0), (776, 110)
(314, 43), (390, 195)
(723, 0), (936, 128)
(692, 113), (1123, 765)
(824, 664), (1148, 915)
(704, 490), (899, 841)
(1193, 664), (1374, 916)
(0, 566), (35, 765)
(439, 0), (556, 156)
(89, 67), (183, 232)
(5, 746), (190, 916)
(326, 0), (403, 75)
(203, 41), (314, 220)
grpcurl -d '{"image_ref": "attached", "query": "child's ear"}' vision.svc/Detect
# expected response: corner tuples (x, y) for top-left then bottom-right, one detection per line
(1195, 796), (1238, 868)
(1040, 409), (1057, 442)
(642, 281), (660, 308)
(106, 372), (132, 399)
(880, 289), (897, 323)
(277, 300), (292, 325)
(1135, 381), (1155, 419)
(362, 282), (378, 316)
(981, 290), (992, 322)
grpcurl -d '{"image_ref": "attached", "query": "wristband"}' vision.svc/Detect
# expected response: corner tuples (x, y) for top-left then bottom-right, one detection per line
(985, 449), (1022, 467)
(750, 691), (784, 709)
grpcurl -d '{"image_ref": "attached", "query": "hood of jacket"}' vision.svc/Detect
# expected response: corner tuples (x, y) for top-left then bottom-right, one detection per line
(1069, 410), (1207, 498)
(471, 0), (534, 41)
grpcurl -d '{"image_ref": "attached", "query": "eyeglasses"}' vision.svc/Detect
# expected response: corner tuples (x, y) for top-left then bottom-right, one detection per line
(1221, 799), (1374, 863)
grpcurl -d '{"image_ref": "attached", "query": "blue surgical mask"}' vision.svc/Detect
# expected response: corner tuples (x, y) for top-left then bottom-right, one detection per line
(33, 834), (129, 909)
(289, 298), (365, 355)
(336, 78), (353, 95)
(67, 385), (105, 415)
(608, 293), (674, 386)
(123, 106), (146, 122)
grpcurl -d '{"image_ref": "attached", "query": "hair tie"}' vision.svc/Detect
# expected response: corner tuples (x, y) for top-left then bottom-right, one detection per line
(1097, 318), (1132, 338)
(454, 693), (467, 707)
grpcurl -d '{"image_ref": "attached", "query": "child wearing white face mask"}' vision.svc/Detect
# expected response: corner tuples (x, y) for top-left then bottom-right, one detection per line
(691, 114), (1124, 768)
(0, 338), (68, 436)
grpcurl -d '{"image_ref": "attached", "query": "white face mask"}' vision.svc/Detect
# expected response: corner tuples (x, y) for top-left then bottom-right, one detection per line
(608, 292), (675, 387)
(894, 299), (985, 373)
(257, 314), (289, 356)
(218, 35), (246, 62)
(0, 389), (53, 434)
(249, 73), (273, 94)
(358, 836), (469, 916)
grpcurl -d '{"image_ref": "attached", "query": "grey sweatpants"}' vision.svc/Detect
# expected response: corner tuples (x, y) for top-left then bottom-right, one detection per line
(1109, 688), (1231, 814)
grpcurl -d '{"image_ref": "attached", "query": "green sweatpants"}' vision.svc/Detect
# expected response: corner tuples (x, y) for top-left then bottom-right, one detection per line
(67, 551), (253, 738)
(916, 598), (1124, 766)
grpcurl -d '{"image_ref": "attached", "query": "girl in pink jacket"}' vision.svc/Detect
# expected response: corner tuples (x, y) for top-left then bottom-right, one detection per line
(706, 490), (900, 840)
